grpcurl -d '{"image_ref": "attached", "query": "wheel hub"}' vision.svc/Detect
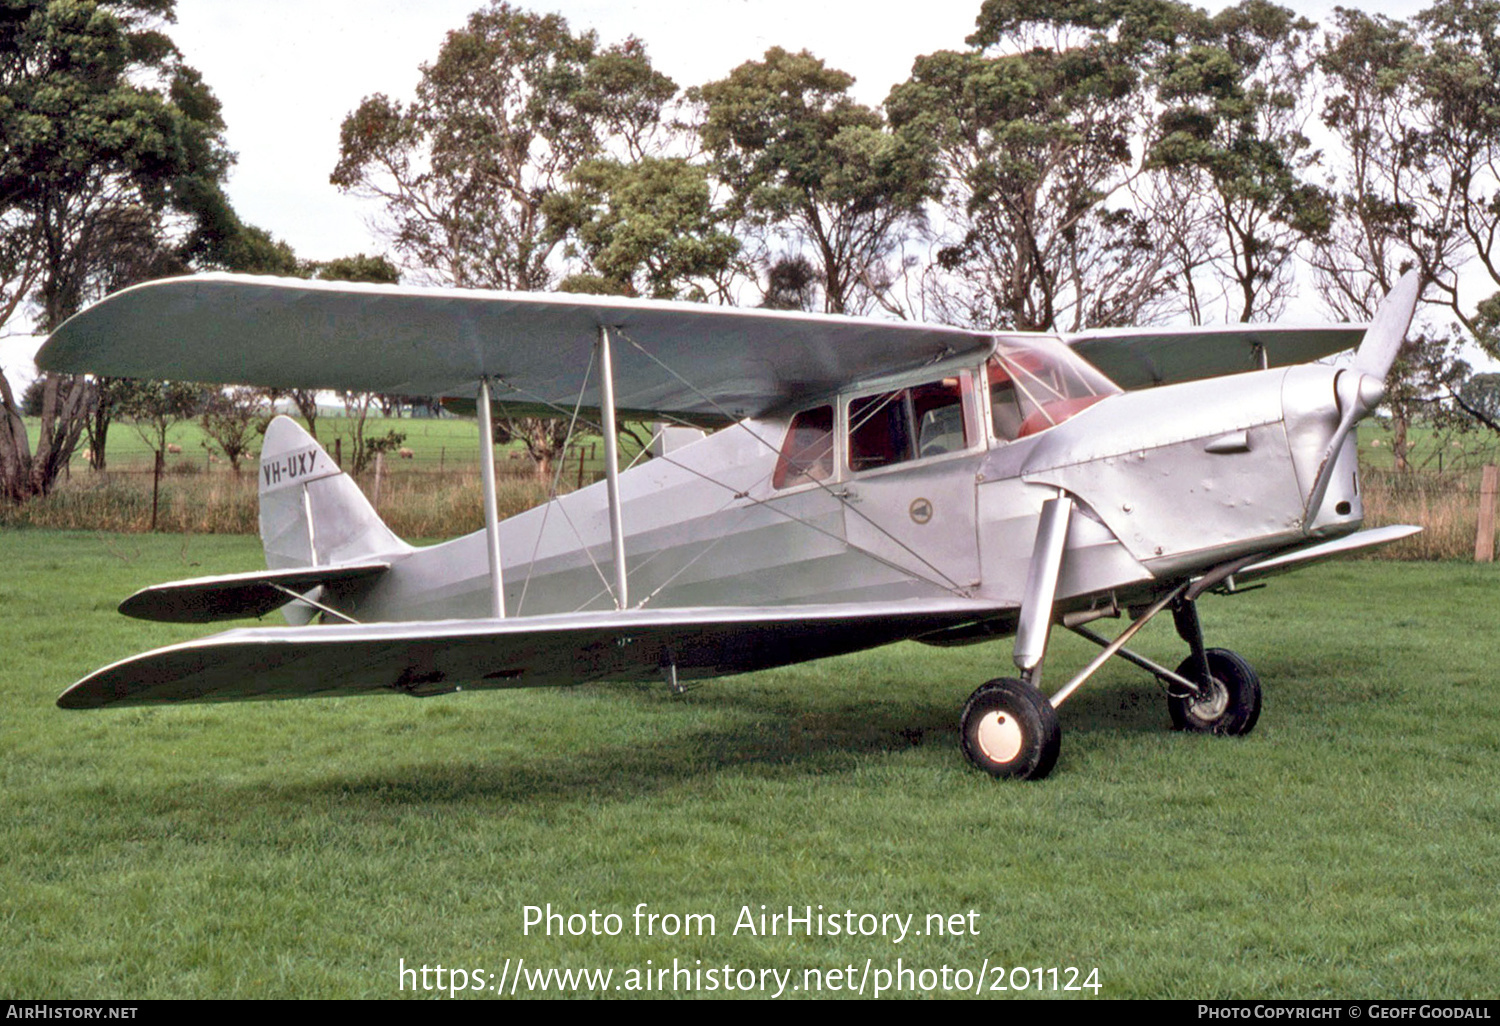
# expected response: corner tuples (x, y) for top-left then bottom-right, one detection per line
(976, 710), (1023, 764)
(1186, 677), (1229, 721)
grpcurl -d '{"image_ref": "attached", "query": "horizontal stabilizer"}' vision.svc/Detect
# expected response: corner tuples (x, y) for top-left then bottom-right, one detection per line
(61, 598), (1013, 708)
(117, 563), (391, 623)
(1219, 525), (1422, 589)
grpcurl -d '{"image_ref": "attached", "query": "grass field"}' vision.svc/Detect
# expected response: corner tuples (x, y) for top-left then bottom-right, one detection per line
(2, 530), (1498, 998)
(27, 411), (633, 476)
(4, 414), (647, 538)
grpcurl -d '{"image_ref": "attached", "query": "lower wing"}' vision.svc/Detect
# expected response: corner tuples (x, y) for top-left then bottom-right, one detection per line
(1214, 524), (1422, 590)
(59, 598), (1014, 709)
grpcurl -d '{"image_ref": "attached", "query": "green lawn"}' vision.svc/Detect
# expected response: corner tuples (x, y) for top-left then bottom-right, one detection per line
(2, 530), (1497, 998)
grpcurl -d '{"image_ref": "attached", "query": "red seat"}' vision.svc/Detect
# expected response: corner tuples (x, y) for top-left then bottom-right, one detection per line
(1016, 394), (1108, 438)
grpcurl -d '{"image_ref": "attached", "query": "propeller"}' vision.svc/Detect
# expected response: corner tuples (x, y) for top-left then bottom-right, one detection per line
(1352, 269), (1422, 380)
(1303, 270), (1423, 522)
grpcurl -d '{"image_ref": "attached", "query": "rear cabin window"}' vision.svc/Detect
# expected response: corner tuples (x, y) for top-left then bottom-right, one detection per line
(773, 405), (835, 489)
(848, 377), (970, 473)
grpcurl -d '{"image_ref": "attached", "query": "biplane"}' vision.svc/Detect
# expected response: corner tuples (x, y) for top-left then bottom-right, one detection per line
(36, 271), (1422, 779)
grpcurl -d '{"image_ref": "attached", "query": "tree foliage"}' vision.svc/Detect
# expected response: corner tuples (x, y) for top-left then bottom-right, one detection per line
(115, 378), (204, 457)
(694, 47), (936, 315)
(331, 1), (675, 292)
(1149, 0), (1330, 322)
(1408, 0), (1500, 355)
(199, 386), (265, 475)
(313, 253), (400, 285)
(889, 13), (1169, 330)
(1310, 4), (1500, 461)
(13, 0), (1489, 497)
(0, 0), (234, 501)
(545, 157), (739, 300)
(1457, 371), (1500, 431)
(759, 254), (820, 312)
(332, 2), (677, 478)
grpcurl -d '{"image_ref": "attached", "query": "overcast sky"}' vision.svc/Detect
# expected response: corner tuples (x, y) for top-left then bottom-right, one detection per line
(167, 0), (995, 264)
(0, 0), (1435, 379)
(167, 0), (1429, 265)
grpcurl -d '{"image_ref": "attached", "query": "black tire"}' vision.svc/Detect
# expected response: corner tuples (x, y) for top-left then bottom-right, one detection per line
(1168, 648), (1261, 736)
(959, 678), (1061, 780)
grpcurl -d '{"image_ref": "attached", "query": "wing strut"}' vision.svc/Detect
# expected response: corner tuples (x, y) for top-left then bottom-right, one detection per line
(477, 375), (507, 619)
(598, 326), (629, 609)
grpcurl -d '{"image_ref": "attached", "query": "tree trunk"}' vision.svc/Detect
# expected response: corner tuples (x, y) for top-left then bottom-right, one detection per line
(0, 372), (89, 503)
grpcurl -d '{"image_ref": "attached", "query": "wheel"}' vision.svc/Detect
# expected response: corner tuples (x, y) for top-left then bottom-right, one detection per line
(959, 678), (1061, 780)
(1168, 648), (1261, 736)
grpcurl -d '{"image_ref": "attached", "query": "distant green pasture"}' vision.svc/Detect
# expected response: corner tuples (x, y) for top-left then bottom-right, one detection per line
(2, 530), (1498, 998)
(26, 411), (644, 484)
(1359, 418), (1500, 477)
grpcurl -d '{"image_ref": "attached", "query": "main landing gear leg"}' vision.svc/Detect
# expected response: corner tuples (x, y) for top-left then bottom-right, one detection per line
(957, 497), (1266, 780)
(959, 495), (1068, 780)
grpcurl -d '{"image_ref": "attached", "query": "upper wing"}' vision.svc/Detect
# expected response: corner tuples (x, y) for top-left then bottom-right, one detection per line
(36, 274), (995, 423)
(58, 598), (1014, 709)
(1065, 324), (1367, 389)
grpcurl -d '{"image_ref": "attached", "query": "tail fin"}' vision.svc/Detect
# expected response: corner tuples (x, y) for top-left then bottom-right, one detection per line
(259, 415), (410, 574)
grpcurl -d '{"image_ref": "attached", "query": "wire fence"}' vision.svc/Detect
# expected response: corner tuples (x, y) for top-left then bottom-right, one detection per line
(70, 440), (604, 478)
(16, 434), (1500, 561)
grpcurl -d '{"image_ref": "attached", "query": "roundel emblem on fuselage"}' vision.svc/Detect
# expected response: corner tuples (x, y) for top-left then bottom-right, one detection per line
(909, 498), (934, 524)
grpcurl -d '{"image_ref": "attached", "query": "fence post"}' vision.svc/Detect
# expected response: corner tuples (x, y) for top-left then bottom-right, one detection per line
(1475, 464), (1498, 562)
(151, 449), (163, 532)
(372, 451), (384, 510)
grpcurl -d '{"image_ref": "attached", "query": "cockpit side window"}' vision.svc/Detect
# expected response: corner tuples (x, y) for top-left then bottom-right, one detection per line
(912, 379), (970, 457)
(849, 390), (912, 471)
(987, 338), (1120, 442)
(773, 405), (835, 489)
(848, 376), (969, 473)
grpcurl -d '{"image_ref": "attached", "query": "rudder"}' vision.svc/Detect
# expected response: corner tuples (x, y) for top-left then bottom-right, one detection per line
(259, 415), (410, 573)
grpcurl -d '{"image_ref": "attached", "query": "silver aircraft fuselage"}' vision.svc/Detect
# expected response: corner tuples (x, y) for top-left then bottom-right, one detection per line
(309, 337), (1364, 629)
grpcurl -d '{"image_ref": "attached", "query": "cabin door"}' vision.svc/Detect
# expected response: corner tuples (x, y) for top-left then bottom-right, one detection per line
(838, 376), (982, 596)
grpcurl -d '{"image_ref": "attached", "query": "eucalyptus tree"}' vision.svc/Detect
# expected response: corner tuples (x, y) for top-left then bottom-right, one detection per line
(330, 1), (676, 292)
(199, 387), (265, 476)
(543, 156), (741, 301)
(1311, 4), (1500, 464)
(331, 2), (676, 479)
(116, 379), (205, 462)
(1148, 0), (1331, 322)
(693, 47), (937, 316)
(0, 0), (244, 502)
(1408, 0), (1500, 355)
(888, 0), (1183, 333)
